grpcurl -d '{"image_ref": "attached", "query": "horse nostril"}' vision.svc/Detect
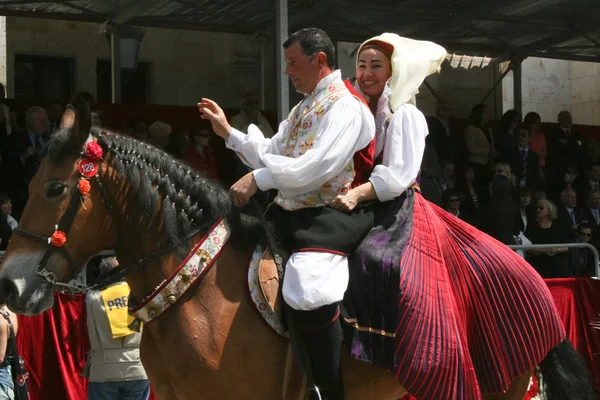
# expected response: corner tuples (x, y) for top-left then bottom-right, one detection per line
(0, 278), (19, 304)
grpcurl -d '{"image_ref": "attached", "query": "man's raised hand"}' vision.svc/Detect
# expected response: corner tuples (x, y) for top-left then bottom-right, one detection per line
(197, 98), (232, 140)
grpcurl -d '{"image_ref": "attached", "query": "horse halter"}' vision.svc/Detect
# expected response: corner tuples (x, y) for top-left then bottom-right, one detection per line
(12, 140), (103, 295)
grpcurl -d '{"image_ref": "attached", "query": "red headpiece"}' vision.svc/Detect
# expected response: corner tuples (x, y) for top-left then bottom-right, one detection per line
(360, 40), (394, 60)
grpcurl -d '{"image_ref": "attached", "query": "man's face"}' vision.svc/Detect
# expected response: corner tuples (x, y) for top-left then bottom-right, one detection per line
(436, 102), (452, 121)
(588, 192), (600, 209)
(589, 166), (600, 181)
(442, 164), (455, 180)
(516, 128), (530, 148)
(242, 96), (259, 115)
(30, 111), (48, 135)
(447, 195), (460, 210)
(561, 190), (577, 208)
(285, 42), (321, 95)
(559, 112), (572, 128)
(47, 103), (64, 123)
(577, 228), (592, 243)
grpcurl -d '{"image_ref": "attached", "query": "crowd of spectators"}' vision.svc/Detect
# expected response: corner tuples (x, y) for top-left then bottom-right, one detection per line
(423, 101), (599, 278)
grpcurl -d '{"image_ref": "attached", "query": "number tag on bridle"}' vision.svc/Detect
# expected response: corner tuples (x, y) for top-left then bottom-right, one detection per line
(79, 158), (98, 178)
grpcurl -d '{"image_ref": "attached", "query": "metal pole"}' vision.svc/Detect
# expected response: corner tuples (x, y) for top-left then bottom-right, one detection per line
(480, 63), (512, 104)
(111, 28), (122, 104)
(276, 0), (289, 121)
(512, 56), (522, 114)
(423, 80), (440, 102)
(508, 242), (600, 278)
(260, 38), (267, 110)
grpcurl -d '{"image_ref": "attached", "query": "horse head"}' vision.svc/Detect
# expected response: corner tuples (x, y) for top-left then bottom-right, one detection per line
(0, 103), (230, 315)
(0, 102), (117, 314)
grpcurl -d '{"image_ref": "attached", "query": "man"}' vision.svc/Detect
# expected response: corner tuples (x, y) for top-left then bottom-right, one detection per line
(500, 124), (541, 191)
(84, 257), (150, 400)
(557, 187), (583, 238)
(45, 100), (65, 137)
(549, 110), (584, 175)
(1, 106), (48, 219)
(199, 28), (375, 400)
(570, 222), (597, 277)
(230, 93), (275, 138)
(425, 99), (458, 164)
(573, 161), (600, 199)
(580, 189), (600, 228)
(421, 158), (454, 205)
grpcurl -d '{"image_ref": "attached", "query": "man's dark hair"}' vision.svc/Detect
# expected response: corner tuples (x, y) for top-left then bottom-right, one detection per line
(442, 188), (461, 207)
(577, 221), (595, 234)
(585, 160), (600, 171)
(283, 28), (336, 69)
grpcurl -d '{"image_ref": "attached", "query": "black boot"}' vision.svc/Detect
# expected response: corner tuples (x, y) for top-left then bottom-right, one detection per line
(290, 304), (345, 400)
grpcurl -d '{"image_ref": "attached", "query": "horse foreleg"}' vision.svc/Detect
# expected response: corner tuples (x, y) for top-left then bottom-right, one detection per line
(482, 370), (533, 400)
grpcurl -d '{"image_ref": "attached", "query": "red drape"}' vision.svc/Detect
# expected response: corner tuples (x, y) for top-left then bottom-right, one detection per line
(16, 293), (156, 400)
(14, 279), (599, 400)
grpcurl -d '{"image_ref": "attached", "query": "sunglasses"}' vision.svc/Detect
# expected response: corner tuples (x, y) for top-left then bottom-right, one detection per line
(448, 198), (460, 202)
(494, 169), (505, 174)
(537, 206), (545, 211)
(578, 232), (592, 237)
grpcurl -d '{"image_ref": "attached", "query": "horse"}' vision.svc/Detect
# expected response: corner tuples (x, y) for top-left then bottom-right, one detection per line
(0, 103), (593, 400)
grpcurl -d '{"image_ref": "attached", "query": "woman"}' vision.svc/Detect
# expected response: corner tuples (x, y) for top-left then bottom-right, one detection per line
(0, 303), (17, 400)
(525, 199), (572, 278)
(465, 103), (496, 193)
(184, 128), (218, 180)
(519, 186), (533, 230)
(524, 112), (546, 182)
(0, 194), (16, 251)
(494, 109), (520, 159)
(330, 33), (564, 400)
(455, 166), (479, 218)
(492, 161), (517, 187)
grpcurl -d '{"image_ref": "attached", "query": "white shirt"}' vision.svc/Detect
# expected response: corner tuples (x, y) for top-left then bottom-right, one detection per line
(227, 70), (374, 197)
(369, 85), (427, 202)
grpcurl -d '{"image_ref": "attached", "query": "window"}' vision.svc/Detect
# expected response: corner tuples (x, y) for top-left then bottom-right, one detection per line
(14, 55), (74, 103)
(96, 60), (150, 104)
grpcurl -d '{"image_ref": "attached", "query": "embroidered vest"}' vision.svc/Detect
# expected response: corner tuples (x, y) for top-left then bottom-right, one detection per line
(275, 80), (356, 211)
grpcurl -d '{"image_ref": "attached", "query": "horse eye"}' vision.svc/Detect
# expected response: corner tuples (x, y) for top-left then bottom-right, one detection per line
(45, 182), (67, 199)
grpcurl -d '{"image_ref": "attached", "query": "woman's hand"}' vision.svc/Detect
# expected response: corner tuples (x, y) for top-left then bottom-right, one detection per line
(329, 191), (361, 213)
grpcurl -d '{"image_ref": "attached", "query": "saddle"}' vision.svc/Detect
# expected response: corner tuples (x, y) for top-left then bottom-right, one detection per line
(247, 243), (310, 400)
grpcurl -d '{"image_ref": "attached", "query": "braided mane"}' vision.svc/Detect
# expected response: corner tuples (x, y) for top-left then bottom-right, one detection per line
(47, 126), (235, 249)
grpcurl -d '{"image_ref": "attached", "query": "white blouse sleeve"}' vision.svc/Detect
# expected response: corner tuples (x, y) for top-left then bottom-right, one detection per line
(228, 97), (374, 194)
(369, 104), (428, 202)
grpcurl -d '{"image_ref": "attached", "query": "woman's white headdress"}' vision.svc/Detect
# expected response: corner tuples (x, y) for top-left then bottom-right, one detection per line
(358, 33), (447, 112)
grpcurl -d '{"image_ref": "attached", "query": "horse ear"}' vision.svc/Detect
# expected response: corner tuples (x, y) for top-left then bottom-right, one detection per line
(60, 106), (75, 129)
(69, 101), (92, 148)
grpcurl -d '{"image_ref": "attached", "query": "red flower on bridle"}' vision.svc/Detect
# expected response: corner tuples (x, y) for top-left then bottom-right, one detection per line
(51, 231), (67, 247)
(78, 179), (91, 196)
(86, 142), (104, 161)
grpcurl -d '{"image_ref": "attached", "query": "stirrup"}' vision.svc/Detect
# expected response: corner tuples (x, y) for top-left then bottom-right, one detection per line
(304, 386), (323, 400)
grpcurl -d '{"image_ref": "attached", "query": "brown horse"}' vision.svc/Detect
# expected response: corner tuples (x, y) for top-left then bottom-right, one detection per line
(0, 103), (591, 400)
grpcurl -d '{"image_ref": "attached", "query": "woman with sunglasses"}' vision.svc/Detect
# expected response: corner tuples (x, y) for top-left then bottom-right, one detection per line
(525, 199), (572, 278)
(329, 33), (565, 400)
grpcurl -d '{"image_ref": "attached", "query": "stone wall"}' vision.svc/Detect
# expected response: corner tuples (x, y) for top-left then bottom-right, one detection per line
(502, 57), (600, 125)
(3, 17), (275, 109)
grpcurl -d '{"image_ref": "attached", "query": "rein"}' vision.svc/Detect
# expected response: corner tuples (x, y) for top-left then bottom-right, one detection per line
(12, 135), (201, 295)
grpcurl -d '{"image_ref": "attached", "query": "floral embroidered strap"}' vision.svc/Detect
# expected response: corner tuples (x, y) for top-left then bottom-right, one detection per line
(129, 219), (230, 323)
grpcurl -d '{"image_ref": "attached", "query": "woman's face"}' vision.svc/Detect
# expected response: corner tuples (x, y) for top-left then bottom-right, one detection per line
(480, 106), (489, 125)
(520, 194), (531, 207)
(536, 203), (550, 220)
(1, 200), (11, 216)
(494, 165), (508, 178)
(356, 48), (392, 100)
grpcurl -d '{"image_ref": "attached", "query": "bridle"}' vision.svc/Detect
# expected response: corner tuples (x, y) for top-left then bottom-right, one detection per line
(12, 134), (201, 295)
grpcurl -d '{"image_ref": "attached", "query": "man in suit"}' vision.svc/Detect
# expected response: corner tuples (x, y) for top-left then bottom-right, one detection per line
(573, 161), (600, 200)
(570, 222), (597, 277)
(548, 111), (584, 177)
(499, 125), (541, 192)
(557, 187), (584, 238)
(426, 100), (461, 166)
(580, 189), (600, 228)
(1, 106), (48, 219)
